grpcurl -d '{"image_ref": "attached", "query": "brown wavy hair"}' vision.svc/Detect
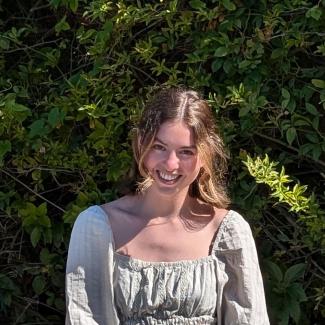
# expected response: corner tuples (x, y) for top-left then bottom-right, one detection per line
(132, 87), (230, 208)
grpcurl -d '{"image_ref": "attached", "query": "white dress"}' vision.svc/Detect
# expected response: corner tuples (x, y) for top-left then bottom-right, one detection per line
(65, 206), (269, 325)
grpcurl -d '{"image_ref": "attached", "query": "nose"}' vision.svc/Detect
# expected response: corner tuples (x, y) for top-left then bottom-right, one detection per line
(164, 150), (179, 171)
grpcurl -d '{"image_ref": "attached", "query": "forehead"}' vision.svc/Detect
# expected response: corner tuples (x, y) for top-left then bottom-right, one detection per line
(155, 121), (196, 147)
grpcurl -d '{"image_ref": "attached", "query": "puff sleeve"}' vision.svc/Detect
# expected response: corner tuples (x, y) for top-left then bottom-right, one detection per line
(65, 206), (119, 325)
(214, 211), (270, 325)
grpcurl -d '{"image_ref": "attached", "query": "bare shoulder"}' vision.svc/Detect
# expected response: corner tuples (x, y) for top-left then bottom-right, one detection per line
(100, 195), (143, 250)
(212, 206), (229, 229)
(190, 198), (229, 232)
(101, 194), (139, 217)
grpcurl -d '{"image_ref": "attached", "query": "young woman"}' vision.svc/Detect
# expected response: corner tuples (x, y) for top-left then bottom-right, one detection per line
(65, 88), (269, 324)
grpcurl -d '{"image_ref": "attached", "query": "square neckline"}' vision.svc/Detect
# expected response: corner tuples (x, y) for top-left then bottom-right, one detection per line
(95, 205), (234, 266)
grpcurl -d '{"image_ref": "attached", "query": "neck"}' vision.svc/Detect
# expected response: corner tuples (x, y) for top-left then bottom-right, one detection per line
(136, 187), (191, 220)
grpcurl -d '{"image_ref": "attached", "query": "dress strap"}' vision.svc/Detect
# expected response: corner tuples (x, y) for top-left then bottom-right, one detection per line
(208, 210), (234, 254)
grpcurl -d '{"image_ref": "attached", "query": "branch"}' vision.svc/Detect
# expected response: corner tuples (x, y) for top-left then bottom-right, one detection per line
(254, 131), (325, 169)
(0, 169), (66, 213)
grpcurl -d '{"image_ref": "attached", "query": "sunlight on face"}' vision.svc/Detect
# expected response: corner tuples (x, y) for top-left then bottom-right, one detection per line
(143, 120), (203, 195)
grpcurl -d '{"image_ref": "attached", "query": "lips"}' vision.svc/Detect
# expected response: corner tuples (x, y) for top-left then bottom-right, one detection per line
(156, 171), (181, 184)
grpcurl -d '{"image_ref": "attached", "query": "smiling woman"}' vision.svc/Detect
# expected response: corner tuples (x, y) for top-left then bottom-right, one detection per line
(65, 87), (270, 325)
(133, 88), (230, 207)
(143, 121), (202, 196)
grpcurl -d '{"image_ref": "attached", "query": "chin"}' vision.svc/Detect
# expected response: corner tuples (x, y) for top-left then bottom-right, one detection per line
(151, 180), (190, 197)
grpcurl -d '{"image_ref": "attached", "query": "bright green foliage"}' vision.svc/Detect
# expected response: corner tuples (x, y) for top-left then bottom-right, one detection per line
(244, 154), (325, 323)
(244, 154), (325, 248)
(1, 0), (325, 323)
(245, 155), (311, 212)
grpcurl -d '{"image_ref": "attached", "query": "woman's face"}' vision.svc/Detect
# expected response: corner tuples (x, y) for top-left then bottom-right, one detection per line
(143, 120), (203, 196)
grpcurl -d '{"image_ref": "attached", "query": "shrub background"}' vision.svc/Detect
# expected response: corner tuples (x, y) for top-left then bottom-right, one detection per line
(0, 0), (324, 324)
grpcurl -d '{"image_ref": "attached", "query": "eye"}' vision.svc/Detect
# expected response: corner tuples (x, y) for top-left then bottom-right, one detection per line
(152, 143), (165, 151)
(179, 149), (195, 156)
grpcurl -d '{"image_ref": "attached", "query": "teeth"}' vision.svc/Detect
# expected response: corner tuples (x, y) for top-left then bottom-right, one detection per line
(158, 171), (178, 181)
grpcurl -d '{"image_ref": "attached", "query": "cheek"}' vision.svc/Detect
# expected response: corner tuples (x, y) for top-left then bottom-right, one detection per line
(184, 156), (202, 174)
(143, 150), (162, 170)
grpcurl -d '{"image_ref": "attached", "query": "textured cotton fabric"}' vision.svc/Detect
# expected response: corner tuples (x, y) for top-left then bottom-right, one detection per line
(66, 205), (269, 325)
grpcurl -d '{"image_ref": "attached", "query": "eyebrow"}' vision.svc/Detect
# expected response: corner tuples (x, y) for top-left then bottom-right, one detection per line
(154, 137), (197, 149)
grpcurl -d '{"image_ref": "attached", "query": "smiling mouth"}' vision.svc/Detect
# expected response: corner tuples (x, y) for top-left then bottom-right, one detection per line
(156, 171), (181, 184)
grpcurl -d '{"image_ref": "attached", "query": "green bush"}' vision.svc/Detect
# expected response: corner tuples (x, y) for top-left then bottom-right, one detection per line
(0, 0), (324, 323)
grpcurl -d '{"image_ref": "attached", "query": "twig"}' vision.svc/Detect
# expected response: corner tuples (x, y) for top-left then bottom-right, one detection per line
(2, 39), (62, 54)
(311, 258), (325, 276)
(105, 56), (158, 83)
(15, 295), (64, 315)
(0, 169), (66, 213)
(29, 2), (51, 13)
(254, 131), (325, 168)
(5, 166), (76, 174)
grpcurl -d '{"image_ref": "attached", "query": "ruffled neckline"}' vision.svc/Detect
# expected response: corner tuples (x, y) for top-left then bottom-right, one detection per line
(93, 205), (235, 267)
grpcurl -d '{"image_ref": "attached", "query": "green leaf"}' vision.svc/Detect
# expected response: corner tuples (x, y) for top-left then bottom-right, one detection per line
(103, 20), (113, 34)
(215, 47), (228, 57)
(40, 248), (51, 264)
(221, 0), (236, 11)
(281, 88), (290, 100)
(189, 0), (206, 10)
(0, 274), (16, 290)
(299, 143), (313, 155)
(293, 119), (309, 127)
(30, 227), (41, 247)
(55, 297), (65, 310)
(305, 132), (319, 143)
(264, 260), (283, 283)
(305, 103), (319, 116)
(38, 214), (51, 228)
(287, 296), (301, 324)
(54, 16), (70, 35)
(256, 96), (267, 107)
(287, 98), (296, 113)
(281, 88), (290, 108)
(10, 102), (30, 113)
(311, 79), (325, 89)
(312, 116), (319, 129)
(238, 60), (251, 69)
(278, 306), (290, 325)
(32, 275), (46, 295)
(223, 59), (233, 73)
(37, 202), (47, 217)
(50, 0), (61, 9)
(287, 283), (307, 302)
(211, 59), (223, 72)
(239, 106), (250, 117)
(5, 99), (31, 122)
(0, 38), (10, 50)
(306, 6), (322, 21)
(43, 228), (53, 244)
(284, 263), (306, 285)
(286, 127), (296, 145)
(28, 119), (49, 138)
(69, 0), (78, 12)
(311, 144), (322, 160)
(48, 107), (65, 128)
(0, 140), (11, 163)
(271, 48), (284, 59)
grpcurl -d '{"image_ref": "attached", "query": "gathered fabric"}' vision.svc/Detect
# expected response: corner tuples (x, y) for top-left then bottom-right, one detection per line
(114, 253), (218, 324)
(66, 206), (269, 325)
